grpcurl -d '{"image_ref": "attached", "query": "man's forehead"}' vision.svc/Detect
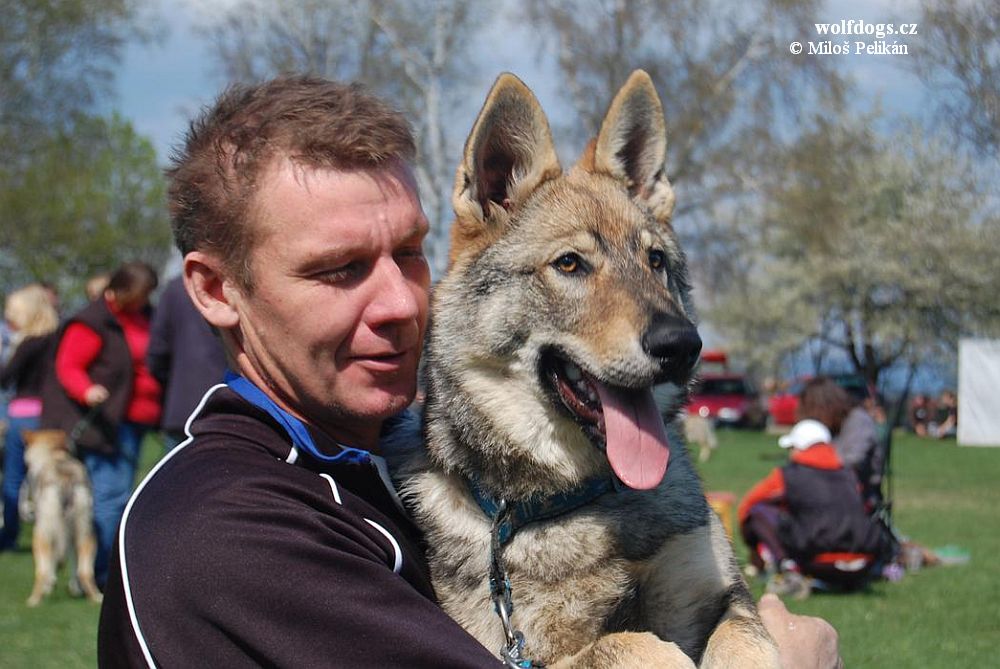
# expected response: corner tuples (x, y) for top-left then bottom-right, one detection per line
(267, 154), (418, 189)
(249, 155), (426, 246)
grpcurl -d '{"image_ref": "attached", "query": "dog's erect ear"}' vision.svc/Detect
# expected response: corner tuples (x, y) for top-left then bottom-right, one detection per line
(586, 70), (676, 226)
(451, 73), (561, 259)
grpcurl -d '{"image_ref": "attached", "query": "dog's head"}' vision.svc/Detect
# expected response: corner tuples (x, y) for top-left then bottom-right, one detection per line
(22, 429), (70, 472)
(427, 71), (701, 494)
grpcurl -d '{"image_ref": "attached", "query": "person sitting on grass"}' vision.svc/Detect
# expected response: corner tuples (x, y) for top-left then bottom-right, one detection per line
(739, 377), (892, 599)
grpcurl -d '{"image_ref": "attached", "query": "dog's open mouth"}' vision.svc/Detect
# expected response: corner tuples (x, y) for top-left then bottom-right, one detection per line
(542, 350), (670, 490)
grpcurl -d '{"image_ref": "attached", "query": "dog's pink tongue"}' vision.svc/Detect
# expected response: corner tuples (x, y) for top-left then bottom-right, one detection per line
(596, 384), (670, 490)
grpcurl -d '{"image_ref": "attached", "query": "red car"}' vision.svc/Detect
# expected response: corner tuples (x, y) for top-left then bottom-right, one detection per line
(767, 374), (871, 427)
(686, 373), (766, 429)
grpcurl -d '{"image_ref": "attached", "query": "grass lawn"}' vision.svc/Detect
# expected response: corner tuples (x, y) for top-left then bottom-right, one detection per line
(1, 430), (998, 667)
(701, 428), (1000, 668)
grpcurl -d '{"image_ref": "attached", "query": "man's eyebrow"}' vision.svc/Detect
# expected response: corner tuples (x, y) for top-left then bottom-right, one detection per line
(295, 247), (353, 273)
(400, 217), (430, 243)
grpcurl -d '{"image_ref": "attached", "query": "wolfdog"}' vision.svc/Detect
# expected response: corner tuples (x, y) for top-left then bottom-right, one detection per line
(400, 71), (779, 667)
(22, 429), (101, 606)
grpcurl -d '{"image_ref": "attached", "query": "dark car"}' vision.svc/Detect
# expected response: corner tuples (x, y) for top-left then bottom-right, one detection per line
(686, 373), (766, 429)
(767, 373), (871, 427)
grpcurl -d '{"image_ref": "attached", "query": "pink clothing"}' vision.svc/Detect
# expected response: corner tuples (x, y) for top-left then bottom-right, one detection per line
(6, 397), (42, 418)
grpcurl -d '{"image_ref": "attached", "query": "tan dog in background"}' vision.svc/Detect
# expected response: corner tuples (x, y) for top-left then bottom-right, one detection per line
(22, 429), (101, 606)
(684, 414), (719, 463)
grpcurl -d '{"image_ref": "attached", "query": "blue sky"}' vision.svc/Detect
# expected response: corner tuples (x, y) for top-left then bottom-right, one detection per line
(107, 0), (949, 391)
(112, 0), (928, 162)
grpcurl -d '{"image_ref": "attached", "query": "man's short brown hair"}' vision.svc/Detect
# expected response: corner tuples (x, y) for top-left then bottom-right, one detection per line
(167, 75), (416, 290)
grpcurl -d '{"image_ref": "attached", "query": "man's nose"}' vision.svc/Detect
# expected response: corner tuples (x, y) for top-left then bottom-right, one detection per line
(366, 258), (423, 326)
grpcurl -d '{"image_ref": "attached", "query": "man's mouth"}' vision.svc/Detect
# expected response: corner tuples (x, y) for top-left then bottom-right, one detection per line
(541, 350), (671, 490)
(354, 349), (410, 370)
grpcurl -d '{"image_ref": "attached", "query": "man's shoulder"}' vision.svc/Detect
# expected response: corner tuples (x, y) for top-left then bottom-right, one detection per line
(127, 387), (301, 514)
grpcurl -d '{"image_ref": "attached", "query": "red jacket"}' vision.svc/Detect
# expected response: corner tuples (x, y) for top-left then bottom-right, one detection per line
(55, 301), (161, 426)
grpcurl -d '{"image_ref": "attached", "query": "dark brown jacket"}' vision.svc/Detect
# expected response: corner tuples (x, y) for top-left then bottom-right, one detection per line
(98, 387), (500, 667)
(41, 299), (134, 455)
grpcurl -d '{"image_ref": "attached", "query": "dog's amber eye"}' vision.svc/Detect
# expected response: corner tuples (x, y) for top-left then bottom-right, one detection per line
(649, 249), (666, 271)
(554, 253), (583, 274)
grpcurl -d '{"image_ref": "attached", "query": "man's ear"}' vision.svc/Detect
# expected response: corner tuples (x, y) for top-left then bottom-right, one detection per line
(183, 252), (241, 329)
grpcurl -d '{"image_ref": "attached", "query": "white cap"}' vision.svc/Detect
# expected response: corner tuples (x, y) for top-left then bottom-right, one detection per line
(778, 419), (831, 450)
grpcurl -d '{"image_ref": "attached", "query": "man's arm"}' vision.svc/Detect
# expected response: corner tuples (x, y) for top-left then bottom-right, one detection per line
(99, 462), (501, 668)
(55, 323), (106, 405)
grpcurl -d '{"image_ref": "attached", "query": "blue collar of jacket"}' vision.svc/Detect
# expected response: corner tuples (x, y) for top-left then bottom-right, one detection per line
(470, 475), (618, 545)
(225, 371), (375, 465)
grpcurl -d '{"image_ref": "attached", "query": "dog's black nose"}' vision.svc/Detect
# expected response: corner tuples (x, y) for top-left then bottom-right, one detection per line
(643, 315), (702, 376)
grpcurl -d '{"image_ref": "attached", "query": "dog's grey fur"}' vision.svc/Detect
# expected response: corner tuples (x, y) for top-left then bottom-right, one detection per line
(400, 71), (778, 667)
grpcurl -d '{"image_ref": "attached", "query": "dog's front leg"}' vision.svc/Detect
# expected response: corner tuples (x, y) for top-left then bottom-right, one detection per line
(549, 631), (695, 669)
(699, 612), (780, 669)
(638, 515), (780, 667)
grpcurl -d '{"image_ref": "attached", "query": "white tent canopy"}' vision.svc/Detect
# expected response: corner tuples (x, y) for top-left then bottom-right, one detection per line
(958, 338), (1000, 447)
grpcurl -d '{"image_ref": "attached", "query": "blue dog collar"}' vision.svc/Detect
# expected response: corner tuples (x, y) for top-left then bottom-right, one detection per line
(470, 475), (616, 545)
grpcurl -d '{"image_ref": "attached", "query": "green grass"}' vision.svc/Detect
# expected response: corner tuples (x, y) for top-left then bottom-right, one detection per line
(0, 434), (164, 669)
(701, 428), (1000, 669)
(1, 431), (998, 667)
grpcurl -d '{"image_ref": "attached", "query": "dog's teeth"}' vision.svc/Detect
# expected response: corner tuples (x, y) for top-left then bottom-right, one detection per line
(565, 363), (582, 382)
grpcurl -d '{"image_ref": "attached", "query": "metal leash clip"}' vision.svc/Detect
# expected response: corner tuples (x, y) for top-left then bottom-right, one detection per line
(488, 500), (544, 668)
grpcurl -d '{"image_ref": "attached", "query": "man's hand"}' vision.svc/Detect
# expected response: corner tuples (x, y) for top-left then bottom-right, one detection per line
(758, 593), (843, 669)
(84, 384), (110, 407)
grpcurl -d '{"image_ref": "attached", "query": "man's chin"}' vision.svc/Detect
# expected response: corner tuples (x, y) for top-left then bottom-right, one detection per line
(338, 384), (417, 419)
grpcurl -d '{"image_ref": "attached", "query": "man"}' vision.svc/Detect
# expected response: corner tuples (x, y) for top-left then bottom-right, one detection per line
(146, 274), (228, 450)
(99, 76), (839, 668)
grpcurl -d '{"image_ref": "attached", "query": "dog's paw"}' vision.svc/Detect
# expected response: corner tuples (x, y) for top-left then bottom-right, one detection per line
(551, 631), (696, 669)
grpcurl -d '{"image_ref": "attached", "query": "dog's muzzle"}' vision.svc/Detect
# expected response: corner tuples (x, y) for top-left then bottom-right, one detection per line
(642, 314), (702, 383)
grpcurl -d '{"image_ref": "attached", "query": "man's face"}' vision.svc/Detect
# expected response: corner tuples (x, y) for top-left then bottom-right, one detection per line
(230, 158), (430, 448)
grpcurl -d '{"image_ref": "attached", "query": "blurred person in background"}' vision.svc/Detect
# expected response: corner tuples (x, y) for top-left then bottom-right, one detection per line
(834, 392), (885, 507)
(41, 261), (162, 588)
(0, 285), (60, 550)
(931, 390), (957, 439)
(0, 294), (13, 452)
(739, 377), (889, 598)
(86, 272), (112, 302)
(908, 394), (933, 436)
(147, 275), (228, 450)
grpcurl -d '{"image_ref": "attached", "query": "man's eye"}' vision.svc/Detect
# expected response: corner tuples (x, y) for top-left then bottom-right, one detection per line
(553, 252), (585, 275)
(317, 262), (363, 283)
(397, 247), (427, 263)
